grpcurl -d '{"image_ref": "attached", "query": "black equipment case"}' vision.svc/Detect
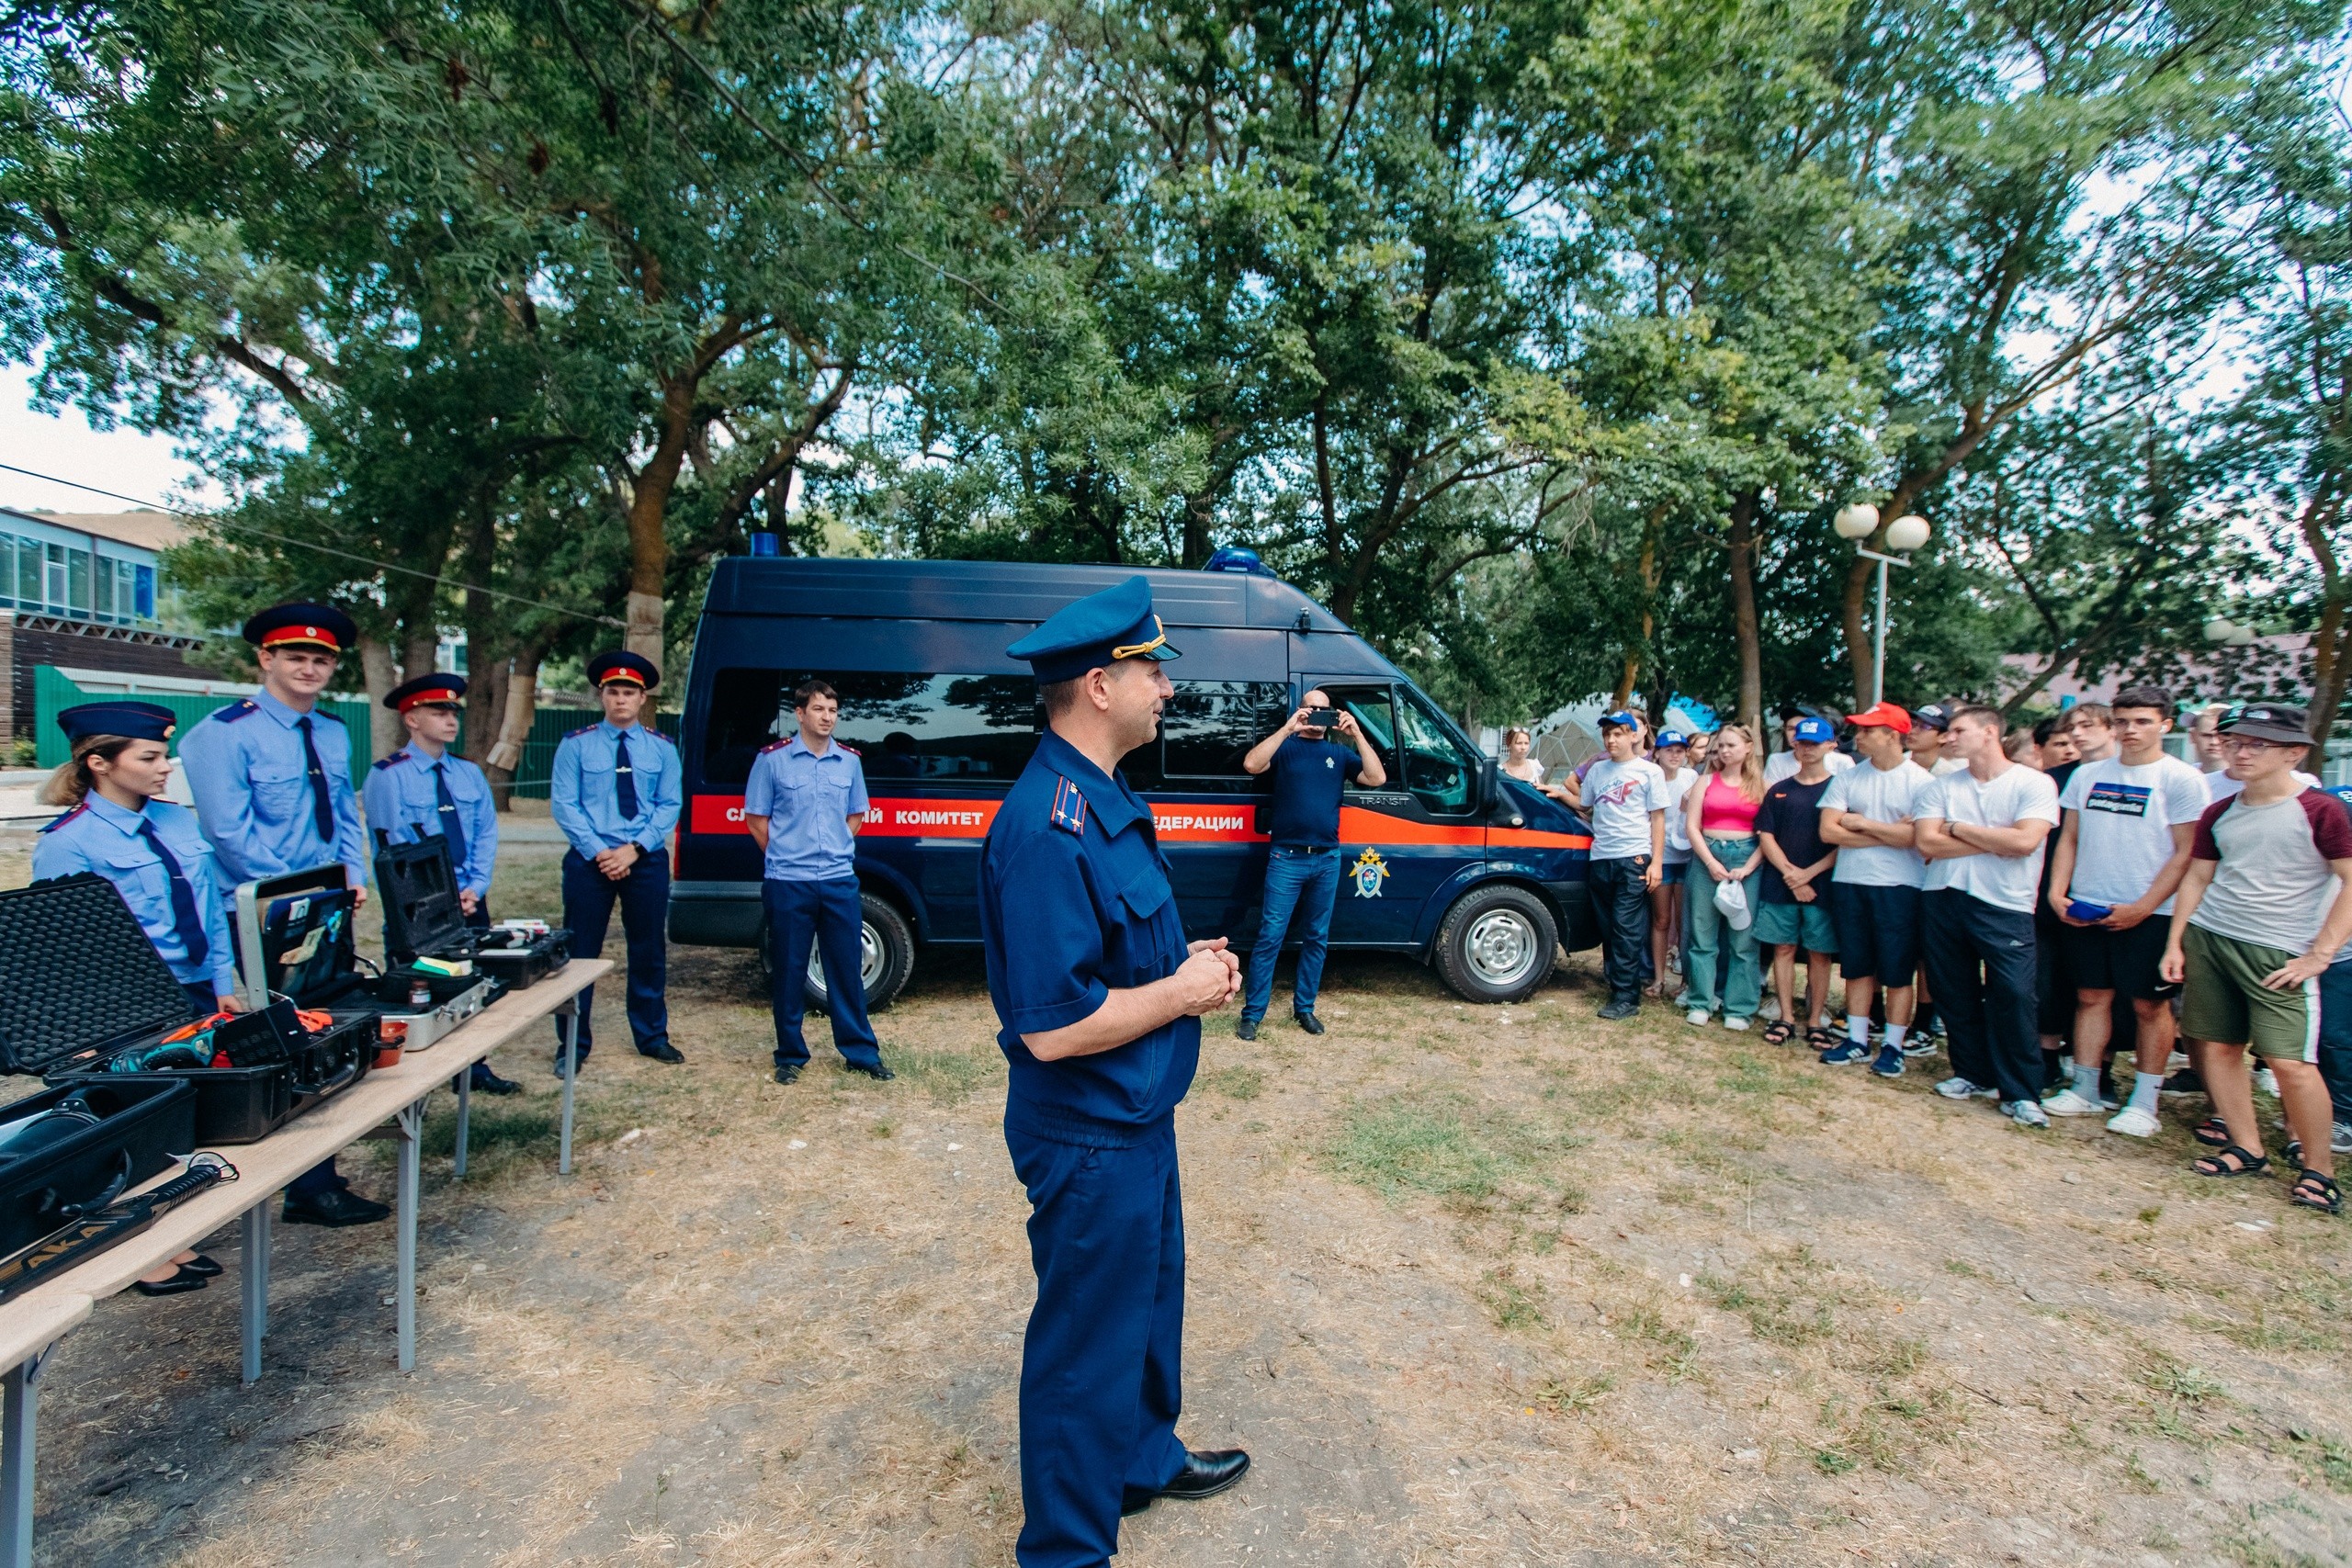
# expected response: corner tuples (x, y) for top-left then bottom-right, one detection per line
(375, 838), (570, 998)
(0, 1077), (195, 1260)
(236, 865), (489, 1048)
(0, 874), (350, 1147)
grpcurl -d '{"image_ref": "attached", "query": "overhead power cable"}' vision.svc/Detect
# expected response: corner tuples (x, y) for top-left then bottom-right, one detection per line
(0, 461), (626, 628)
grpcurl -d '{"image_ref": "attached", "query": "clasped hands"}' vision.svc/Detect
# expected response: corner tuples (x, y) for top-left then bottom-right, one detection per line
(1175, 937), (1244, 1015)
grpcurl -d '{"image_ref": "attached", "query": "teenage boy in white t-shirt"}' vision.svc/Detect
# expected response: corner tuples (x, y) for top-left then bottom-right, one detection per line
(1582, 711), (1667, 1021)
(2043, 686), (2207, 1136)
(1818, 702), (1932, 1077)
(1653, 730), (1699, 991)
(1915, 705), (2064, 1125)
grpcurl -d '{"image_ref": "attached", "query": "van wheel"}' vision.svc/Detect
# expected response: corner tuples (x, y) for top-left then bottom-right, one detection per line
(755, 893), (917, 1013)
(1432, 885), (1557, 1003)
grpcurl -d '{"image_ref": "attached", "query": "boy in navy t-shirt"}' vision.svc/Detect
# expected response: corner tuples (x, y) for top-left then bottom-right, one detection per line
(1238, 692), (1389, 1039)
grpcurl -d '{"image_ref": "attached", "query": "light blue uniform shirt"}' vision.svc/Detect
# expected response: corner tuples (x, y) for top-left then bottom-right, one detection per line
(363, 742), (499, 897)
(33, 794), (239, 994)
(549, 720), (681, 859)
(177, 689), (370, 895)
(742, 735), (869, 882)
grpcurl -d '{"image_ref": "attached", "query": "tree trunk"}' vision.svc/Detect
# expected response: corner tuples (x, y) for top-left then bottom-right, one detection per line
(1616, 505), (1662, 716)
(485, 656), (540, 810)
(1726, 492), (1764, 738)
(471, 656), (508, 774)
(1181, 491), (1216, 569)
(357, 637), (401, 762)
(625, 372), (697, 662)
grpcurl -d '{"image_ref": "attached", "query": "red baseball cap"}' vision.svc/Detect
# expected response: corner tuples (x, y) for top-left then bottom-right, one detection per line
(1849, 700), (1914, 734)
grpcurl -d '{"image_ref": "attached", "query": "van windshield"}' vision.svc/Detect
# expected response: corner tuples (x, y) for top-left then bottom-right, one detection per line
(701, 669), (1040, 787)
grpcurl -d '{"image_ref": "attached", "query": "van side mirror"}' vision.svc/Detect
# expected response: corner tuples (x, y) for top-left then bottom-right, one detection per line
(1478, 756), (1499, 813)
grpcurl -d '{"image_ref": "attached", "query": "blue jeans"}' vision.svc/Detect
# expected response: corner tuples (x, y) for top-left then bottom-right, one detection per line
(2319, 960), (2352, 1122)
(1244, 846), (1340, 1021)
(1684, 840), (1761, 1020)
(764, 877), (882, 1069)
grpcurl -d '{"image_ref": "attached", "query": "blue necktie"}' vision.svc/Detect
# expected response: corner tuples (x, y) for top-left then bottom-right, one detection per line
(433, 761), (468, 873)
(298, 716), (334, 843)
(138, 817), (209, 970)
(613, 729), (639, 818)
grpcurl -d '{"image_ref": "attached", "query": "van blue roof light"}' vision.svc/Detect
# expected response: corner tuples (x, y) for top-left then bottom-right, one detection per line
(1203, 546), (1275, 577)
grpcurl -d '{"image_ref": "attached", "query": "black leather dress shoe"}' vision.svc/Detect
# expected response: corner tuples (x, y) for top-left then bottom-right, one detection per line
(1235, 1018), (1260, 1042)
(469, 1066), (524, 1096)
(639, 1043), (687, 1065)
(774, 1063), (804, 1085)
(134, 1266), (209, 1297)
(553, 1051), (590, 1078)
(1293, 1010), (1326, 1036)
(843, 1059), (895, 1081)
(1122, 1449), (1250, 1516)
(180, 1254), (223, 1278)
(282, 1186), (392, 1227)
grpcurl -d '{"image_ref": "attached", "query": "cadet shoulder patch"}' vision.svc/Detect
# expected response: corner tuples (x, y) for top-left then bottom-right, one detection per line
(370, 753), (403, 771)
(565, 723), (599, 739)
(210, 698), (259, 725)
(40, 804), (88, 834)
(1048, 776), (1089, 836)
(758, 738), (791, 755)
(837, 743), (859, 757)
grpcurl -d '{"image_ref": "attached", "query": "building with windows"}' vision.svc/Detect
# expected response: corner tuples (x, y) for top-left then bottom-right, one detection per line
(0, 508), (221, 746)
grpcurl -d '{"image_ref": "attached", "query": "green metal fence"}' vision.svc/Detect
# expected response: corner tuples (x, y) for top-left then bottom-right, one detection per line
(31, 666), (673, 800)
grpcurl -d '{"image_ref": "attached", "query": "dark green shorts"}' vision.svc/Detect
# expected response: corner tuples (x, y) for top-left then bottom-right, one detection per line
(2178, 924), (2319, 1063)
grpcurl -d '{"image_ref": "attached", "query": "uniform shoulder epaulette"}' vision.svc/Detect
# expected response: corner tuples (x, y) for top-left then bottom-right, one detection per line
(314, 708), (345, 724)
(370, 752), (404, 772)
(1048, 775), (1089, 836)
(565, 723), (599, 739)
(210, 698), (260, 725)
(646, 727), (675, 745)
(758, 738), (791, 755)
(40, 804), (88, 834)
(837, 742), (859, 757)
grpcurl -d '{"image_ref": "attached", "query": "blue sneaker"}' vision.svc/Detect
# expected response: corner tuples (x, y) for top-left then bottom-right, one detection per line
(1870, 1043), (1904, 1077)
(1819, 1041), (1870, 1066)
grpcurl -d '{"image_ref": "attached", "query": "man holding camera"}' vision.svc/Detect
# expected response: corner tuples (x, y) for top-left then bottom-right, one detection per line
(1237, 690), (1388, 1040)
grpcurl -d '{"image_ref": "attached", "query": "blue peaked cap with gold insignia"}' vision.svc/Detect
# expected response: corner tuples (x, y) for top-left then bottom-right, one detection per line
(1006, 576), (1182, 683)
(57, 700), (177, 744)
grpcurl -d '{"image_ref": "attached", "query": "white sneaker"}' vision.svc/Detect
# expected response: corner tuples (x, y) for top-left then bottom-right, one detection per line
(2041, 1088), (2111, 1118)
(2106, 1105), (2161, 1138)
(2004, 1100), (2051, 1128)
(1668, 953), (1682, 976)
(1723, 1016), (1751, 1032)
(1936, 1076), (1998, 1100)
(1759, 998), (1782, 1022)
(2256, 1067), (2280, 1097)
(2335, 1120), (2352, 1156)
(1686, 1007), (1712, 1026)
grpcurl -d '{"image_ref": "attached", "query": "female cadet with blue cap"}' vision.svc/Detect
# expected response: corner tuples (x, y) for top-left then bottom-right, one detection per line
(32, 700), (239, 1295)
(978, 575), (1250, 1568)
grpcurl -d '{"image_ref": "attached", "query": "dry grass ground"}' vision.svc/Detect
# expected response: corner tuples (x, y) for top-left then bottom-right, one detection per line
(5, 835), (2350, 1566)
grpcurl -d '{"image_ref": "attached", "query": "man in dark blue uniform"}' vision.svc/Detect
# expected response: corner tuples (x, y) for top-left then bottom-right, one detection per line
(979, 576), (1250, 1568)
(548, 650), (684, 1073)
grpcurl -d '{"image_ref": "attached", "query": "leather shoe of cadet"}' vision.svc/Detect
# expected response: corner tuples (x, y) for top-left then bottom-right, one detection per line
(282, 1187), (392, 1227)
(639, 1043), (687, 1065)
(1293, 1010), (1326, 1036)
(774, 1063), (803, 1085)
(453, 1067), (523, 1097)
(843, 1058), (895, 1081)
(1122, 1449), (1250, 1516)
(552, 1051), (589, 1078)
(1235, 1018), (1260, 1042)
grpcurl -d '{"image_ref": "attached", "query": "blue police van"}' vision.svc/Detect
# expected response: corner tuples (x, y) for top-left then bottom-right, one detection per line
(667, 558), (1600, 1009)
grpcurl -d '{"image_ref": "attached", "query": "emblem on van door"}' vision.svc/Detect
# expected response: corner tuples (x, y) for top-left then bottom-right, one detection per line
(1351, 847), (1390, 898)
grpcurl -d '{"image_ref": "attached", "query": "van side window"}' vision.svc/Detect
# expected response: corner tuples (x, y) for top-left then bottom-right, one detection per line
(1323, 688), (1396, 787)
(699, 670), (1040, 787)
(1396, 692), (1477, 814)
(1160, 682), (1290, 784)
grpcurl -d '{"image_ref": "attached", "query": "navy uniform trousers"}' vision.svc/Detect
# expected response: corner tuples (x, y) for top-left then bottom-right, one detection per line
(556, 847), (670, 1057)
(763, 877), (881, 1069)
(1006, 1115), (1188, 1568)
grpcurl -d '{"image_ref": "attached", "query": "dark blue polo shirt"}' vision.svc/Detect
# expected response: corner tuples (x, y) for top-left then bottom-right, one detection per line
(1265, 736), (1363, 849)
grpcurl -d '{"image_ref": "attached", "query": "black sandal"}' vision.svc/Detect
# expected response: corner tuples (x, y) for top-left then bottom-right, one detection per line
(1762, 1021), (1796, 1045)
(2192, 1145), (2270, 1179)
(1804, 1026), (1837, 1050)
(2193, 1115), (2230, 1148)
(2290, 1168), (2343, 1215)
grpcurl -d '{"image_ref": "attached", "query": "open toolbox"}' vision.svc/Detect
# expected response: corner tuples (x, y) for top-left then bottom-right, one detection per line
(236, 864), (491, 1050)
(0, 1077), (195, 1260)
(0, 873), (366, 1146)
(376, 837), (571, 999)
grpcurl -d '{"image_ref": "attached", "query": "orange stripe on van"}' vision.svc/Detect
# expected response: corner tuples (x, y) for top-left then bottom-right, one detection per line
(1336, 807), (1483, 846)
(1487, 827), (1594, 851)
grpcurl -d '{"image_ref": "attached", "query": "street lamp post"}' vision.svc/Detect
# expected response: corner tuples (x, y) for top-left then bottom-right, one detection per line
(1833, 504), (1931, 706)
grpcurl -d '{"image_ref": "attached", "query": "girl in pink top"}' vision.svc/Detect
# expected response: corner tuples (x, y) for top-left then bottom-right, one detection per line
(1683, 724), (1769, 1027)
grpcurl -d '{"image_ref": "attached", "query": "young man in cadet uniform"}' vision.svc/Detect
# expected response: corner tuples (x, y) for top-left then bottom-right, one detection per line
(363, 672), (518, 1096)
(548, 650), (683, 1074)
(979, 576), (1250, 1568)
(179, 602), (387, 1227)
(743, 677), (893, 1085)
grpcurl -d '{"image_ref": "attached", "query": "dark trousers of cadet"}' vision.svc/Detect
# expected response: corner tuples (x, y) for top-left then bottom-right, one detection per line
(1005, 1118), (1187, 1568)
(1586, 855), (1652, 1005)
(219, 923), (348, 1201)
(1921, 889), (2042, 1104)
(555, 848), (669, 1057)
(763, 877), (880, 1069)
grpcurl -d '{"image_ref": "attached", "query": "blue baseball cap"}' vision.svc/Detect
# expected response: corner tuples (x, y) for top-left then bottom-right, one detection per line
(1006, 576), (1182, 684)
(1793, 716), (1836, 743)
(1598, 709), (1640, 731)
(1656, 729), (1690, 749)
